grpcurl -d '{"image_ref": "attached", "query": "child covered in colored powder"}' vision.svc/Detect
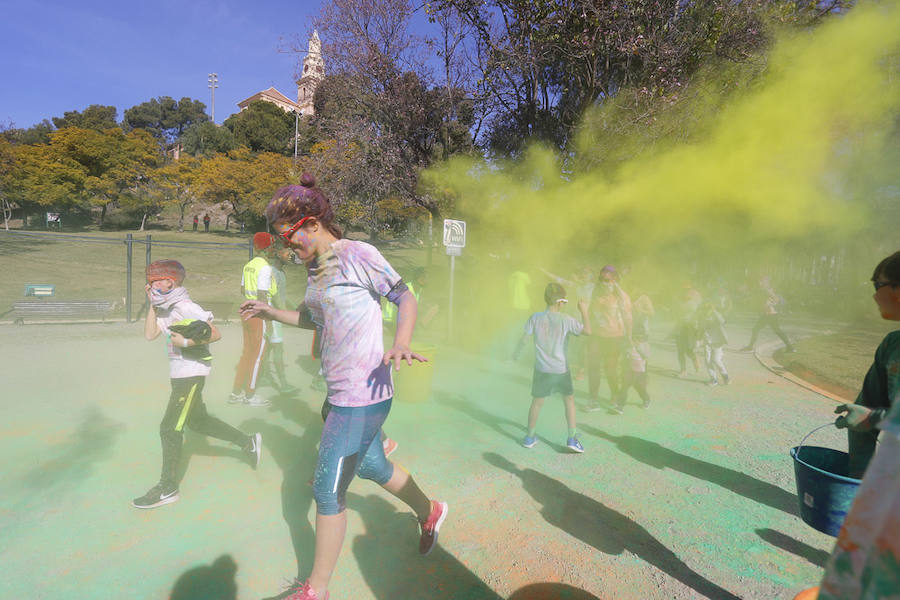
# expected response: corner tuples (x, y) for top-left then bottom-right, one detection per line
(698, 301), (730, 386)
(240, 175), (446, 600)
(513, 282), (592, 452)
(133, 260), (261, 509)
(617, 290), (653, 410)
(795, 250), (900, 600)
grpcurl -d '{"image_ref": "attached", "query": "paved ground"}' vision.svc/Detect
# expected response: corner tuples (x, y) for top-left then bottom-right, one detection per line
(1, 314), (851, 599)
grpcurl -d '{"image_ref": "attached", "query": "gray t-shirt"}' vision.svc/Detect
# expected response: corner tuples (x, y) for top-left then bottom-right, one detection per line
(525, 310), (584, 374)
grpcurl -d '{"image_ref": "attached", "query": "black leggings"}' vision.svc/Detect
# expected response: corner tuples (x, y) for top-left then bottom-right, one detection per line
(159, 376), (248, 487)
(748, 313), (793, 350)
(675, 322), (699, 372)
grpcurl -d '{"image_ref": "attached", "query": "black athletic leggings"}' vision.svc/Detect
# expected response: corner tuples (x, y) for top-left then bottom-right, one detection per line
(159, 376), (248, 487)
(748, 313), (793, 349)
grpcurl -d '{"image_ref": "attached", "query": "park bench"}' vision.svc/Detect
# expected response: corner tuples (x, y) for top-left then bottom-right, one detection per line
(24, 284), (56, 297)
(3, 300), (114, 325)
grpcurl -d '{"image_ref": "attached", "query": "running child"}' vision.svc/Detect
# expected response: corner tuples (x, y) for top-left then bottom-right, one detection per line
(240, 175), (447, 600)
(513, 282), (591, 452)
(133, 260), (262, 509)
(698, 301), (730, 386)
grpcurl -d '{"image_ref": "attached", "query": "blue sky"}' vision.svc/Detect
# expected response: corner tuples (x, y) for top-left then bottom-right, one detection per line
(0, 0), (325, 128)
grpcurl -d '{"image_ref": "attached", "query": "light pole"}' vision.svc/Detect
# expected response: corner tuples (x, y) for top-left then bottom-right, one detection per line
(293, 109), (299, 165)
(208, 73), (219, 122)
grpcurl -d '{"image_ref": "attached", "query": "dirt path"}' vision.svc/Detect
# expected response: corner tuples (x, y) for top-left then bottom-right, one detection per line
(1, 317), (845, 599)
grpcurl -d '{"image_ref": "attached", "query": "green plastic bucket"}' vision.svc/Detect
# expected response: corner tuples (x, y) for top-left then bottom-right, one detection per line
(392, 345), (436, 403)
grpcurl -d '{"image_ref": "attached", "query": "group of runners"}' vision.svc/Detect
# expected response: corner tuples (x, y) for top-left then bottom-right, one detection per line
(515, 252), (900, 598)
(130, 166), (898, 598)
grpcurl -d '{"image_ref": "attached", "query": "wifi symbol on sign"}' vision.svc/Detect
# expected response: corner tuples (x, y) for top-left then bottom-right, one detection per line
(443, 219), (467, 248)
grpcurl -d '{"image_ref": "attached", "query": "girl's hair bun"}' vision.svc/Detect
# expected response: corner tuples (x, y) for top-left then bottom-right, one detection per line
(300, 172), (316, 188)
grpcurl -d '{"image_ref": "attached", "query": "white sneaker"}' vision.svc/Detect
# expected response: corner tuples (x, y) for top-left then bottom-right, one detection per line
(245, 395), (271, 407)
(228, 391), (246, 404)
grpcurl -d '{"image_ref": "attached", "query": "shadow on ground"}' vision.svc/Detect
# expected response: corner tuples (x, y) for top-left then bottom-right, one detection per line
(243, 395), (322, 585)
(434, 391), (526, 445)
(582, 426), (798, 516)
(350, 493), (503, 600)
(508, 583), (600, 599)
(756, 528), (830, 568)
(21, 405), (124, 492)
(484, 452), (741, 600)
(169, 554), (238, 600)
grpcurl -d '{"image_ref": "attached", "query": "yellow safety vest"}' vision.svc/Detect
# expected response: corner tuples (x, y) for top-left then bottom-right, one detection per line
(382, 282), (418, 324)
(242, 256), (276, 300)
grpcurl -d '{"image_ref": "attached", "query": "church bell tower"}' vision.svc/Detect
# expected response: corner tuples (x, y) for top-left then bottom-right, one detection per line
(297, 31), (325, 116)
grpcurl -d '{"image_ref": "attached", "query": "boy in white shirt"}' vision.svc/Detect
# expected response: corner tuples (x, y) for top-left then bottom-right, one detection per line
(133, 260), (261, 509)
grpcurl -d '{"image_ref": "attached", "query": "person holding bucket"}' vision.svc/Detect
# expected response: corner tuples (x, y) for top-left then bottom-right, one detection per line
(239, 175), (447, 600)
(796, 250), (900, 600)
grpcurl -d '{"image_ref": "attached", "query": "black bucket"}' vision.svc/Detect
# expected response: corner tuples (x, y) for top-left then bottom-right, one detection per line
(790, 424), (862, 537)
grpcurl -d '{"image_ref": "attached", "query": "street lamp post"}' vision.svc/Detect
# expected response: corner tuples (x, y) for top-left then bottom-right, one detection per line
(208, 73), (219, 122)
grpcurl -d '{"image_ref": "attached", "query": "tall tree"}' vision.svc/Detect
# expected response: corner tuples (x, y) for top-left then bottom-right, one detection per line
(194, 148), (294, 227)
(123, 96), (209, 143)
(436, 0), (778, 155)
(52, 105), (118, 130)
(1, 119), (55, 145)
(181, 121), (237, 157)
(5, 127), (160, 226)
(308, 0), (475, 235)
(223, 100), (296, 155)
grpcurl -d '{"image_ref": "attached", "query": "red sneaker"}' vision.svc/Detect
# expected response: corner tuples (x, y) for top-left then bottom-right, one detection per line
(382, 437), (399, 458)
(284, 579), (329, 600)
(418, 500), (448, 555)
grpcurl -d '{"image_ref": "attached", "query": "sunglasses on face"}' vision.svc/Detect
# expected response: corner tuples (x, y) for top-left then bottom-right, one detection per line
(278, 216), (314, 244)
(873, 281), (898, 292)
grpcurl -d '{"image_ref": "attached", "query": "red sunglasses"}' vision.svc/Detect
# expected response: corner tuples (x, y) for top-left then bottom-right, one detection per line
(278, 216), (314, 244)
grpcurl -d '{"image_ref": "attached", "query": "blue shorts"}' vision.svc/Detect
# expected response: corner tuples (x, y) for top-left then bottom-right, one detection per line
(313, 399), (394, 515)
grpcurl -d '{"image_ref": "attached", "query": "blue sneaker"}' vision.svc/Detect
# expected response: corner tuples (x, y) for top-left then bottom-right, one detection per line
(522, 435), (537, 448)
(566, 437), (584, 453)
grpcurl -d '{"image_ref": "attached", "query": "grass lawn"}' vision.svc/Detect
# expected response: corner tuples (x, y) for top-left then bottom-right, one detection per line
(0, 229), (440, 322)
(774, 320), (897, 400)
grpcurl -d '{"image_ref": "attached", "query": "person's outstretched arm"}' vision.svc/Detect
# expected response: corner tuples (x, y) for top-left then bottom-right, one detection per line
(239, 300), (316, 329)
(384, 290), (427, 369)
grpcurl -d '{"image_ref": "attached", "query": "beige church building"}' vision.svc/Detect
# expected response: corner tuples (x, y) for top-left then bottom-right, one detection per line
(237, 31), (325, 116)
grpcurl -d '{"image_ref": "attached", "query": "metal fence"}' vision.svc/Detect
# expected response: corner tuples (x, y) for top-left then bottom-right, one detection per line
(1, 230), (252, 322)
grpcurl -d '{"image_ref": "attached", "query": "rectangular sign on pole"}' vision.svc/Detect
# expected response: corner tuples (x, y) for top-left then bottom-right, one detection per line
(443, 219), (466, 248)
(442, 219), (465, 339)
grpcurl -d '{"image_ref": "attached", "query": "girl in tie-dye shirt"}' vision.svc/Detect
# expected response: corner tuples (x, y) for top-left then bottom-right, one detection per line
(239, 174), (447, 600)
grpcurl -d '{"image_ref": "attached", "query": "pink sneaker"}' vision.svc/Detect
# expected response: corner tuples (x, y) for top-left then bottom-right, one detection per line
(283, 579), (329, 600)
(382, 437), (398, 458)
(418, 500), (448, 555)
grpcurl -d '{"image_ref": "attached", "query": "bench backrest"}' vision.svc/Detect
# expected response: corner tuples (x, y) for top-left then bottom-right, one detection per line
(12, 301), (113, 315)
(24, 284), (56, 297)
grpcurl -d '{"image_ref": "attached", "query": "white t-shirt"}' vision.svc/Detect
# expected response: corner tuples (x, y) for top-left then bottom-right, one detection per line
(304, 240), (402, 407)
(155, 300), (214, 379)
(525, 310), (584, 374)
